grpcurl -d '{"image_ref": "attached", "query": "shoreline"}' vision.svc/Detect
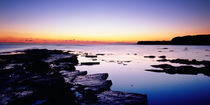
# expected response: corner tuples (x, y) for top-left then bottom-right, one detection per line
(137, 35), (210, 45)
(0, 49), (147, 105)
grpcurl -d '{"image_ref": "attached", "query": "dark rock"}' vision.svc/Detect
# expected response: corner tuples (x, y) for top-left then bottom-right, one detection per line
(147, 63), (210, 76)
(96, 54), (105, 56)
(45, 54), (78, 65)
(169, 59), (202, 65)
(144, 55), (155, 58)
(151, 64), (174, 70)
(159, 56), (166, 59)
(156, 58), (210, 66)
(124, 61), (131, 63)
(95, 91), (147, 105)
(0, 49), (148, 105)
(161, 48), (168, 49)
(85, 55), (97, 58)
(69, 73), (112, 102)
(92, 59), (97, 61)
(59, 70), (87, 84)
(50, 62), (76, 71)
(157, 58), (168, 62)
(72, 73), (112, 94)
(81, 62), (100, 65)
(24, 61), (51, 73)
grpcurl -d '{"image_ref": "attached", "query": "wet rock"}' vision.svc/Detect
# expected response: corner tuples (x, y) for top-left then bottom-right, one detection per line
(81, 62), (100, 65)
(169, 59), (202, 65)
(0, 49), (78, 105)
(156, 58), (210, 67)
(95, 91), (147, 105)
(159, 56), (166, 59)
(157, 59), (168, 62)
(24, 61), (51, 73)
(0, 70), (76, 105)
(3, 63), (23, 70)
(72, 73), (112, 97)
(151, 64), (174, 70)
(0, 49), (148, 105)
(59, 70), (87, 84)
(50, 62), (75, 71)
(144, 55), (155, 58)
(45, 54), (78, 65)
(147, 64), (210, 76)
(85, 55), (97, 58)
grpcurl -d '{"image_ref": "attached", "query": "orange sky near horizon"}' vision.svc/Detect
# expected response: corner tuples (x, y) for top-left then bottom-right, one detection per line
(1, 27), (209, 44)
(0, 0), (210, 44)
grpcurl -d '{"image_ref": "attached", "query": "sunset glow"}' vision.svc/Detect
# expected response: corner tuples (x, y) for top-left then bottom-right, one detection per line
(0, 0), (210, 44)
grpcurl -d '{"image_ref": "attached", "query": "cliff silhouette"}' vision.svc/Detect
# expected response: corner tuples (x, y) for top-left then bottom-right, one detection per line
(137, 34), (210, 45)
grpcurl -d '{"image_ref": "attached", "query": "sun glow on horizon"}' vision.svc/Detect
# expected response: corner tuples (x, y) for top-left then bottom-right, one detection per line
(0, 0), (210, 44)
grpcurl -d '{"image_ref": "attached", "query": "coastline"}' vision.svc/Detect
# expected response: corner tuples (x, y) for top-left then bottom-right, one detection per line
(137, 35), (210, 45)
(0, 49), (147, 105)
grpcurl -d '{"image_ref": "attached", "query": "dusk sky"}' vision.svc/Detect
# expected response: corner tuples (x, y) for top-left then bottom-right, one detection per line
(0, 0), (210, 44)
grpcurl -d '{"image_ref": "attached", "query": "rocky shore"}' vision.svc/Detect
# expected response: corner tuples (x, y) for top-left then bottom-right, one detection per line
(0, 49), (147, 105)
(145, 56), (210, 76)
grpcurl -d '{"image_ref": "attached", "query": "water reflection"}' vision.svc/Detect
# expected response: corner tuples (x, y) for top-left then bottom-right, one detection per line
(1, 45), (210, 105)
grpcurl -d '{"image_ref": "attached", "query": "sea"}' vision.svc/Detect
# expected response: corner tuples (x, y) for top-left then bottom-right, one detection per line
(1, 44), (210, 105)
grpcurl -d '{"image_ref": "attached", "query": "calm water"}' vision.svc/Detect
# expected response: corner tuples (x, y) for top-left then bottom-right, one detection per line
(1, 44), (210, 105)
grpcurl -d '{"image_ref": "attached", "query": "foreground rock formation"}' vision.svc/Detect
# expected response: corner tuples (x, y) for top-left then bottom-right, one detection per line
(0, 49), (147, 105)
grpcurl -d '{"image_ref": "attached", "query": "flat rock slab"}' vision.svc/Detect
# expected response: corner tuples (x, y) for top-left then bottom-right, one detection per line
(44, 54), (78, 64)
(85, 91), (147, 105)
(50, 62), (75, 70)
(59, 70), (87, 84)
(72, 73), (112, 95)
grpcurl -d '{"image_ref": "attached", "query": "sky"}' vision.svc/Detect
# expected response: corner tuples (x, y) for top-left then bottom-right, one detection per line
(0, 0), (210, 44)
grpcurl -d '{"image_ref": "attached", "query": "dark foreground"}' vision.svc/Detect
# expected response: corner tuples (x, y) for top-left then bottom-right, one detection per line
(0, 49), (147, 105)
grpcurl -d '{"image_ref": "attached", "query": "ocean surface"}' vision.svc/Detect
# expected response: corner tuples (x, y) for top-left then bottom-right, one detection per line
(1, 44), (210, 105)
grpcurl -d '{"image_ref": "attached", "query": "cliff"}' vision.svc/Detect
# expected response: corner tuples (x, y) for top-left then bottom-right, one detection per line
(137, 34), (210, 45)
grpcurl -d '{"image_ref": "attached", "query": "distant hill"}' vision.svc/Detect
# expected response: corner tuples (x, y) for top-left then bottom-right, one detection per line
(137, 34), (210, 45)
